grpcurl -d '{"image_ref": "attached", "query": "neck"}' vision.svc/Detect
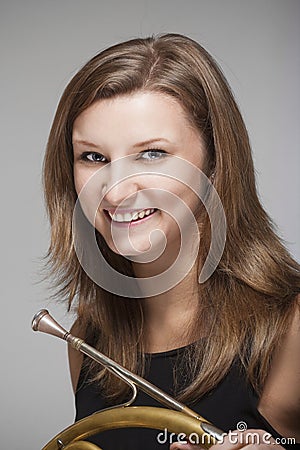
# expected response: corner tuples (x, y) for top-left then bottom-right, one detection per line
(133, 261), (201, 353)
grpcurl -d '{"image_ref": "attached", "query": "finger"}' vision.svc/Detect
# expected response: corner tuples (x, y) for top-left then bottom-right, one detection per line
(216, 429), (281, 449)
(170, 443), (201, 450)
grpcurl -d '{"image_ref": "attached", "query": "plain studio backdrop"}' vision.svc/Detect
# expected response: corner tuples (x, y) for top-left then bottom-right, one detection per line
(0, 1), (299, 448)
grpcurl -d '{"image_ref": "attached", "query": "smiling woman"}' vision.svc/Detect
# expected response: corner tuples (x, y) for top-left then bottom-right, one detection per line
(72, 92), (206, 258)
(43, 34), (300, 449)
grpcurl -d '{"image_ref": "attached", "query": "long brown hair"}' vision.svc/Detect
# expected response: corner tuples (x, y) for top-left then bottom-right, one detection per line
(43, 33), (300, 402)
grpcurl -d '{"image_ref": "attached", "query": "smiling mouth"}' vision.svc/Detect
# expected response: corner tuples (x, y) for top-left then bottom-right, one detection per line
(104, 208), (157, 224)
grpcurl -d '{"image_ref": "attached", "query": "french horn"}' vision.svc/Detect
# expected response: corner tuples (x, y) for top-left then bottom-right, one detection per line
(32, 309), (224, 449)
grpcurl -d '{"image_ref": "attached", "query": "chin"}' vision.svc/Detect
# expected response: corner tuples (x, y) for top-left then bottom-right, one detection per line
(109, 235), (166, 262)
(114, 242), (152, 257)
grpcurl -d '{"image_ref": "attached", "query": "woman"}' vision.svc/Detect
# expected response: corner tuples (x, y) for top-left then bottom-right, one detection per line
(43, 34), (300, 449)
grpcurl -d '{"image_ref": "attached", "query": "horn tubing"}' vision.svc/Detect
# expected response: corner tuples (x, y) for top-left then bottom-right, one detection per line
(31, 309), (224, 442)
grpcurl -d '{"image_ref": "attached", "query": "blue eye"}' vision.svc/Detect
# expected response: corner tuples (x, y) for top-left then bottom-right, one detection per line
(81, 152), (107, 163)
(139, 149), (167, 161)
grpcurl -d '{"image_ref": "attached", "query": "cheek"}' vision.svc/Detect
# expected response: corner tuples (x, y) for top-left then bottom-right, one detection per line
(159, 179), (196, 206)
(73, 167), (83, 195)
(73, 167), (93, 195)
(165, 184), (201, 229)
(73, 167), (104, 226)
(152, 177), (182, 196)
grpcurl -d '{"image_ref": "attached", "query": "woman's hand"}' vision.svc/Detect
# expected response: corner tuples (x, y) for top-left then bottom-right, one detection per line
(170, 429), (284, 449)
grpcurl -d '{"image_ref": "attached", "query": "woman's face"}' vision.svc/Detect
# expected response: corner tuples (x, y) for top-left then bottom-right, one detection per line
(72, 92), (207, 261)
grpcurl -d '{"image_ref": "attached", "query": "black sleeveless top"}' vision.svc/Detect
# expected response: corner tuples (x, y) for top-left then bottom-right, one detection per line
(75, 347), (299, 449)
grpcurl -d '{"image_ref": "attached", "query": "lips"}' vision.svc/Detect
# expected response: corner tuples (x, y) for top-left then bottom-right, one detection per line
(104, 208), (157, 223)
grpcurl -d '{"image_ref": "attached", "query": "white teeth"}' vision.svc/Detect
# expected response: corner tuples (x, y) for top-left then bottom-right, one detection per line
(131, 212), (139, 221)
(108, 208), (155, 223)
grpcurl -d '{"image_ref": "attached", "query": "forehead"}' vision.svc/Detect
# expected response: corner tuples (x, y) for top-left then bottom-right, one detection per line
(72, 92), (201, 147)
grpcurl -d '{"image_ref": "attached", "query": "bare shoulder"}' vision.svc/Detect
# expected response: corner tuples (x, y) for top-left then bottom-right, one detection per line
(68, 319), (85, 393)
(258, 295), (300, 440)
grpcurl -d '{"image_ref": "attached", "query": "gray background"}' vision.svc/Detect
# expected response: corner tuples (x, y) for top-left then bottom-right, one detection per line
(1, 1), (299, 448)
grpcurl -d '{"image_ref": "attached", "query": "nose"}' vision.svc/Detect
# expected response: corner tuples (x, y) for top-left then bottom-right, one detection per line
(99, 156), (142, 208)
(102, 177), (140, 208)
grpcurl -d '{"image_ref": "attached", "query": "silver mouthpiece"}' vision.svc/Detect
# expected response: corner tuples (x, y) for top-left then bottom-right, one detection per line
(31, 309), (70, 341)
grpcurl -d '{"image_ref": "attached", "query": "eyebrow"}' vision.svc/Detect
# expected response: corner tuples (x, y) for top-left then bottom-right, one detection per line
(72, 139), (102, 148)
(132, 138), (171, 148)
(72, 138), (171, 149)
